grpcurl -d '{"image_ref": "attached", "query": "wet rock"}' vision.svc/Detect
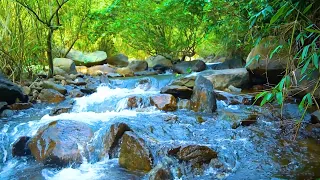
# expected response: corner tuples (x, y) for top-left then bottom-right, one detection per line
(12, 136), (31, 157)
(42, 81), (67, 95)
(150, 94), (177, 111)
(170, 76), (195, 88)
(1, 109), (13, 117)
(241, 114), (258, 126)
(119, 131), (153, 172)
(116, 67), (134, 77)
(53, 58), (77, 74)
(87, 64), (116, 76)
(209, 55), (245, 70)
(107, 54), (129, 67)
(176, 145), (217, 165)
(128, 60), (148, 72)
(153, 64), (170, 74)
(66, 78), (87, 86)
(160, 85), (193, 99)
(102, 123), (131, 158)
(215, 91), (254, 105)
(191, 75), (217, 113)
(49, 104), (73, 116)
(149, 166), (173, 180)
(69, 89), (84, 98)
(107, 73), (122, 78)
(81, 80), (99, 94)
(38, 89), (65, 103)
(66, 50), (107, 67)
(164, 115), (178, 122)
(246, 36), (289, 84)
(9, 102), (33, 110)
(197, 68), (250, 90)
(177, 99), (191, 110)
(311, 110), (320, 124)
(54, 75), (66, 81)
(28, 120), (93, 166)
(0, 73), (27, 104)
(196, 116), (206, 123)
(127, 96), (143, 109)
(53, 67), (68, 76)
(146, 55), (173, 68)
(173, 60), (206, 74)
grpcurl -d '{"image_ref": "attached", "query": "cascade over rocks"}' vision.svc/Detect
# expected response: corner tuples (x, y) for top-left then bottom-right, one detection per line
(107, 53), (129, 67)
(191, 75), (217, 113)
(0, 73), (27, 104)
(119, 131), (153, 172)
(173, 60), (206, 74)
(28, 120), (93, 166)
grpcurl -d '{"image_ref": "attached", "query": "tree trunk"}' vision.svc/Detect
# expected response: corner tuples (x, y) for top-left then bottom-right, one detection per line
(47, 27), (54, 77)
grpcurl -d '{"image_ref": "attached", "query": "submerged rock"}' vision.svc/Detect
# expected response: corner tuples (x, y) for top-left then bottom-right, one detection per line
(191, 75), (217, 113)
(119, 131), (153, 172)
(174, 145), (217, 165)
(160, 85), (193, 99)
(28, 120), (93, 166)
(38, 89), (65, 103)
(12, 136), (31, 157)
(102, 123), (131, 159)
(150, 94), (177, 111)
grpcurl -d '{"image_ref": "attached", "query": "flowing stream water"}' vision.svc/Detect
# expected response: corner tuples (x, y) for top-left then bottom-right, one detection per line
(0, 74), (319, 179)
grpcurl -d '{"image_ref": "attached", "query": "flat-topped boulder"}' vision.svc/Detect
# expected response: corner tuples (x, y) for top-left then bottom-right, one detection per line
(193, 68), (250, 90)
(65, 49), (107, 67)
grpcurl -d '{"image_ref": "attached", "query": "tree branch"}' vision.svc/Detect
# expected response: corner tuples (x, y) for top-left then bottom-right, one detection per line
(14, 0), (47, 25)
(48, 0), (69, 25)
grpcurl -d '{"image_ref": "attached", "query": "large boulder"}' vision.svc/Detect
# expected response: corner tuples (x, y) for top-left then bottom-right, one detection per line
(101, 123), (131, 159)
(87, 64), (116, 76)
(170, 76), (195, 88)
(128, 60), (148, 72)
(209, 55), (245, 70)
(0, 73), (27, 104)
(106, 54), (129, 67)
(53, 58), (77, 74)
(38, 89), (65, 103)
(246, 36), (290, 84)
(119, 131), (153, 172)
(197, 68), (250, 90)
(28, 120), (93, 166)
(146, 55), (173, 68)
(150, 94), (177, 111)
(116, 67), (134, 77)
(66, 49), (107, 67)
(191, 75), (217, 113)
(291, 69), (320, 99)
(173, 60), (206, 74)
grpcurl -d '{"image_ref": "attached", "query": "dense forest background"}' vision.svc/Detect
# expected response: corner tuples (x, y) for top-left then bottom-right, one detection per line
(0, 0), (319, 82)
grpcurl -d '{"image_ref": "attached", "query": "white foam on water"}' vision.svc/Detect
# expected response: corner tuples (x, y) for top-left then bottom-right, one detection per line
(74, 86), (159, 112)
